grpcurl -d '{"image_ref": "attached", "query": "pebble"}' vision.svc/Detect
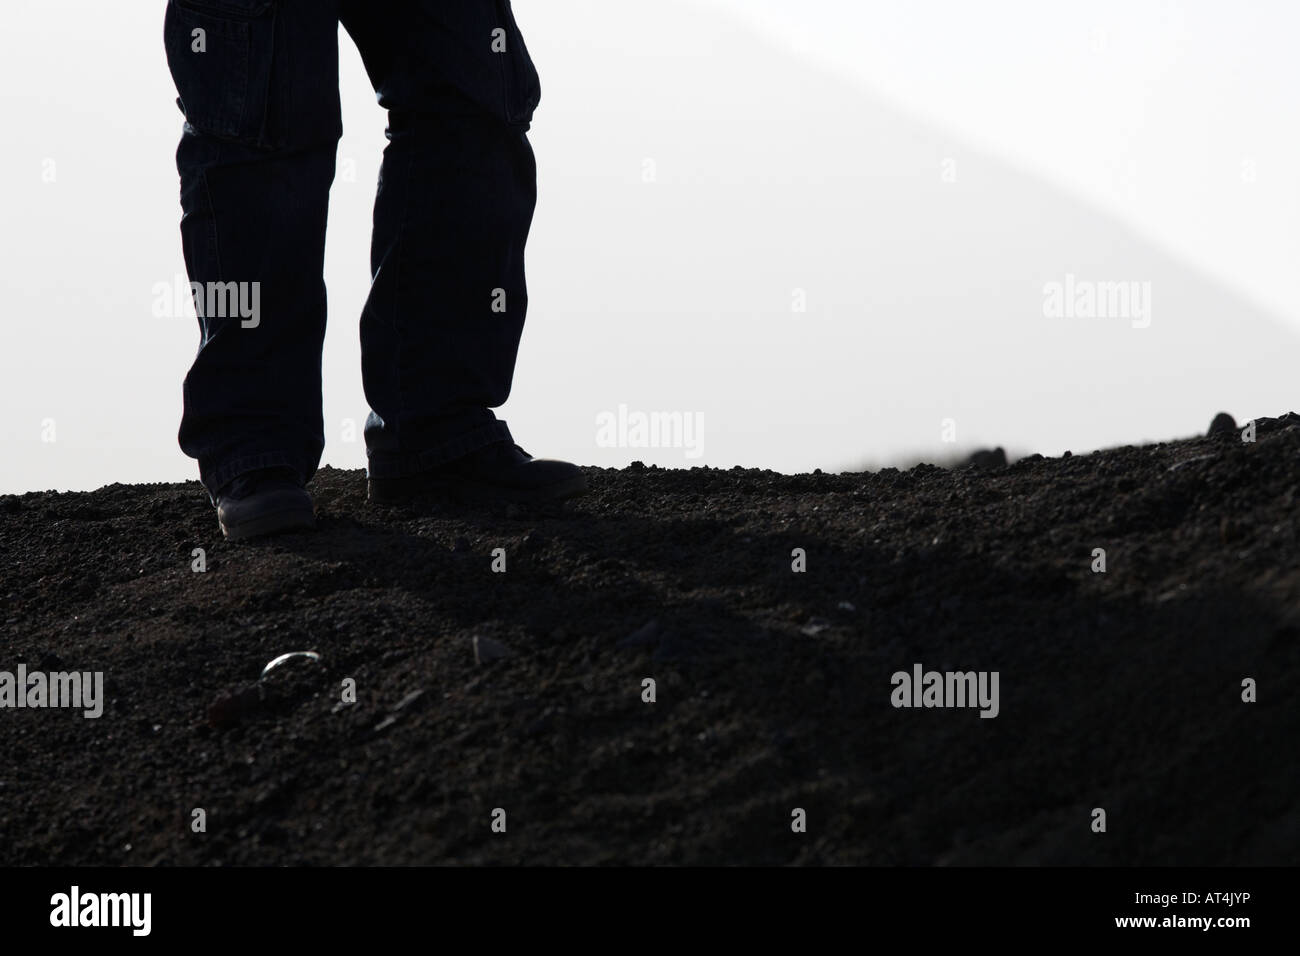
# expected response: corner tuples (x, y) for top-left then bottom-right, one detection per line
(260, 650), (321, 680)
(966, 447), (1007, 469)
(474, 635), (513, 664)
(617, 620), (660, 648)
(1167, 453), (1217, 473)
(1207, 412), (1237, 437)
(392, 689), (427, 712)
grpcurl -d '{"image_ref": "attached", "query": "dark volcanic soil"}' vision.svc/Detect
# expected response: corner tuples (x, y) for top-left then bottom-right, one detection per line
(2, 417), (1299, 866)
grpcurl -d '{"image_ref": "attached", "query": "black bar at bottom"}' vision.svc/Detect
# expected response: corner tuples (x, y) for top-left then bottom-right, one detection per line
(0, 866), (1280, 942)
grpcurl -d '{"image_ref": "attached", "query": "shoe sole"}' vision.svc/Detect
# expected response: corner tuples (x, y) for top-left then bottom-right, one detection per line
(367, 472), (589, 506)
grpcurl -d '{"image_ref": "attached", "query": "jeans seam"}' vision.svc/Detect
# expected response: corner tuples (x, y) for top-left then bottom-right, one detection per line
(388, 140), (416, 452)
(197, 164), (223, 282)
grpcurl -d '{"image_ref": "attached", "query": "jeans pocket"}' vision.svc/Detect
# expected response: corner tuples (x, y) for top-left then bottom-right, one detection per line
(494, 0), (541, 126)
(164, 0), (278, 145)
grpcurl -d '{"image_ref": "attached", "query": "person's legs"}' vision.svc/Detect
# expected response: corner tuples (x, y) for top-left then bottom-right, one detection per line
(164, 0), (344, 502)
(341, 0), (546, 479)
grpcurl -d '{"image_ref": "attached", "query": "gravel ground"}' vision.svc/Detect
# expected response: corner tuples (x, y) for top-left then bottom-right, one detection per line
(2, 414), (1298, 865)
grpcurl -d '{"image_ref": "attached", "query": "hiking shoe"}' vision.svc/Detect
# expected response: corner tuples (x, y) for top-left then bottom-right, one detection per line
(215, 467), (315, 540)
(367, 442), (588, 505)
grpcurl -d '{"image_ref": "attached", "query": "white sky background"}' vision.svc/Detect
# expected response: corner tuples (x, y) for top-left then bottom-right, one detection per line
(710, 0), (1300, 325)
(0, 0), (1297, 494)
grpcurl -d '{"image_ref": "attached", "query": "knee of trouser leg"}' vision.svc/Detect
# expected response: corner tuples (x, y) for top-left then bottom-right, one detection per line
(377, 2), (541, 130)
(491, 1), (542, 127)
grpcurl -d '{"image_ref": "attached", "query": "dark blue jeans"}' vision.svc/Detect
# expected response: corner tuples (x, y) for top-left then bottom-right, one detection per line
(163, 0), (541, 500)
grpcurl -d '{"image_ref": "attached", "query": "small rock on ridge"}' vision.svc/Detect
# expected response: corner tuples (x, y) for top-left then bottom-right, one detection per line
(1207, 412), (1237, 437)
(474, 635), (513, 664)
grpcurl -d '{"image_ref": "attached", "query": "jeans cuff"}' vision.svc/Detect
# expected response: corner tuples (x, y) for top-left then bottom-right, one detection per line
(201, 451), (305, 505)
(365, 419), (514, 479)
